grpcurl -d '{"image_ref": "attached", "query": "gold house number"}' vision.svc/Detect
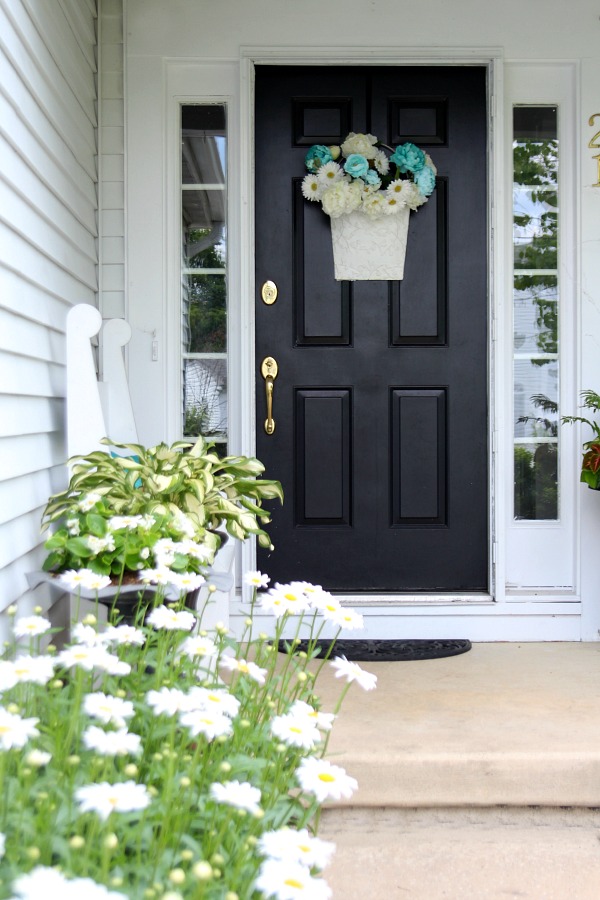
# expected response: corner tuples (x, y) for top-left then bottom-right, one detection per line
(589, 114), (600, 187)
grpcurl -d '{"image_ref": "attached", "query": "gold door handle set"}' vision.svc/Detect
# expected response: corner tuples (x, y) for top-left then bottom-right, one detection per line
(261, 356), (278, 435)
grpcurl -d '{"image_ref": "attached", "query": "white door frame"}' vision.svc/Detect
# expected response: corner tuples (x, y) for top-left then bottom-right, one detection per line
(238, 47), (505, 609)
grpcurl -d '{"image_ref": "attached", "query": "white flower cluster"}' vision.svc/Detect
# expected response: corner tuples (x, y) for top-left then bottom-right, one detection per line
(248, 574), (364, 630)
(9, 866), (127, 899)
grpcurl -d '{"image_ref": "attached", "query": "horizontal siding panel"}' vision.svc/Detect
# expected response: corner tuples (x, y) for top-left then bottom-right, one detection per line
(0, 309), (64, 362)
(58, 0), (97, 68)
(0, 180), (97, 285)
(0, 507), (49, 568)
(0, 467), (66, 526)
(0, 548), (49, 609)
(0, 395), (64, 438)
(20, 0), (97, 106)
(0, 223), (97, 300)
(0, 66), (97, 226)
(0, 269), (73, 328)
(0, 6), (97, 178)
(0, 432), (66, 483)
(1, 135), (98, 256)
(0, 351), (65, 401)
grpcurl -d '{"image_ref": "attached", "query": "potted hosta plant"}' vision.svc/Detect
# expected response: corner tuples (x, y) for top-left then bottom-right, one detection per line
(32, 436), (283, 620)
(302, 132), (436, 281)
(562, 389), (600, 490)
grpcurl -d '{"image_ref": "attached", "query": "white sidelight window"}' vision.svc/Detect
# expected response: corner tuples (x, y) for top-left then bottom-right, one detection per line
(512, 106), (559, 520)
(180, 104), (228, 449)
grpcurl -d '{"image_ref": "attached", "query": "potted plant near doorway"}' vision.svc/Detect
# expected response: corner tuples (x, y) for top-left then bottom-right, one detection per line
(33, 435), (283, 622)
(562, 389), (600, 490)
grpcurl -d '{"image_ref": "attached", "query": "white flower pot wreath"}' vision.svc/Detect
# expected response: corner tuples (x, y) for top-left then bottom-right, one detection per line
(302, 132), (436, 282)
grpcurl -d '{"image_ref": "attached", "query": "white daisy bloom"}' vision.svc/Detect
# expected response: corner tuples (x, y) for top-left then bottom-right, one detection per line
(66, 518), (80, 535)
(254, 859), (332, 900)
(373, 148), (390, 175)
(219, 656), (267, 685)
(316, 161), (343, 186)
(382, 196), (403, 215)
(146, 687), (189, 717)
(289, 700), (335, 732)
(146, 605), (195, 632)
(77, 492), (102, 512)
(166, 571), (205, 593)
(177, 538), (213, 563)
(0, 662), (17, 693)
(172, 511), (197, 538)
(83, 725), (142, 757)
(308, 590), (341, 616)
(75, 780), (152, 821)
(179, 710), (233, 741)
(270, 713), (321, 750)
(86, 534), (116, 556)
(108, 515), (144, 531)
(10, 655), (55, 686)
(386, 178), (407, 196)
(72, 622), (105, 646)
(260, 583), (311, 618)
(0, 707), (39, 750)
(57, 645), (131, 676)
(179, 635), (218, 660)
(83, 692), (135, 728)
(328, 608), (365, 631)
(11, 867), (128, 899)
(258, 827), (336, 871)
(13, 615), (52, 638)
(80, 571), (112, 591)
(25, 749), (52, 767)
(329, 655), (377, 691)
(301, 173), (322, 202)
(138, 567), (171, 586)
(58, 568), (96, 591)
(296, 756), (358, 803)
(243, 570), (270, 589)
(183, 687), (240, 718)
(103, 624), (146, 647)
(210, 779), (262, 815)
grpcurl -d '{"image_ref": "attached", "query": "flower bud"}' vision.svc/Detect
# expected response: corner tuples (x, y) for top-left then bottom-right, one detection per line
(69, 835), (85, 849)
(297, 671), (308, 682)
(33, 606), (43, 615)
(219, 761), (231, 773)
(180, 849), (193, 861)
(208, 584), (217, 593)
(67, 754), (80, 766)
(180, 776), (191, 788)
(124, 764), (138, 777)
(104, 833), (118, 850)
(26, 847), (40, 860)
(168, 869), (186, 885)
(7, 605), (17, 616)
(211, 853), (225, 867)
(192, 861), (213, 881)
(82, 614), (97, 626)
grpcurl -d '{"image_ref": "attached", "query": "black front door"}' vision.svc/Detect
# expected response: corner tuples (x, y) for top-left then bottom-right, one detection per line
(255, 66), (488, 593)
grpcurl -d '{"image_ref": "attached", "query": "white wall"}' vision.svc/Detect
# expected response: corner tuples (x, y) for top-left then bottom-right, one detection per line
(123, 0), (600, 638)
(0, 0), (98, 631)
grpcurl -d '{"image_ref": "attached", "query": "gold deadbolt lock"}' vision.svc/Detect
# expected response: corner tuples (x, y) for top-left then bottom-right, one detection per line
(261, 280), (278, 305)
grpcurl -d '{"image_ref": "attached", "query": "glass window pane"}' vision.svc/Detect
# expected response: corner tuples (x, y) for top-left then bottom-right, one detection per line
(181, 104), (228, 448)
(183, 358), (227, 440)
(514, 359), (558, 439)
(514, 442), (558, 520)
(184, 275), (227, 353)
(513, 275), (558, 356)
(512, 106), (559, 521)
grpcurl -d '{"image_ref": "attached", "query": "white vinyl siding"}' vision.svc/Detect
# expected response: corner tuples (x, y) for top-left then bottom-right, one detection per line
(0, 0), (98, 630)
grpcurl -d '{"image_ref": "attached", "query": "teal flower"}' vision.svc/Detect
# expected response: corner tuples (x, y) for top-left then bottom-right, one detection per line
(415, 164), (436, 197)
(343, 153), (369, 179)
(364, 168), (381, 186)
(390, 142), (426, 174)
(305, 144), (333, 172)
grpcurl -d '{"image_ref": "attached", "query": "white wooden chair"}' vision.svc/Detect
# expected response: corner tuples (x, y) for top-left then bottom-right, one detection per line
(60, 304), (233, 627)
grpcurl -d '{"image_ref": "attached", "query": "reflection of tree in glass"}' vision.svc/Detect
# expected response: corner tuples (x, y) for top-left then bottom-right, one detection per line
(184, 359), (227, 439)
(186, 230), (226, 353)
(513, 136), (559, 519)
(513, 138), (558, 368)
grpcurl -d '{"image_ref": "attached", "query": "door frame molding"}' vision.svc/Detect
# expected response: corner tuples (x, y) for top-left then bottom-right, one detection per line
(239, 46), (505, 605)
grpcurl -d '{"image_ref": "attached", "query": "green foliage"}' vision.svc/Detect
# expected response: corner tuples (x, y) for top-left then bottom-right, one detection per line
(186, 241), (226, 354)
(562, 390), (600, 490)
(514, 443), (558, 520)
(42, 436), (284, 562)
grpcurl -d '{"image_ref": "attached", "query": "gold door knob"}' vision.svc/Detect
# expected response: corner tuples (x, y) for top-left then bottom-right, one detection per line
(261, 357), (278, 435)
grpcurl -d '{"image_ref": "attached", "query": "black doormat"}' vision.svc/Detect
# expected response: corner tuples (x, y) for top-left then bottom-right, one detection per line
(278, 638), (471, 662)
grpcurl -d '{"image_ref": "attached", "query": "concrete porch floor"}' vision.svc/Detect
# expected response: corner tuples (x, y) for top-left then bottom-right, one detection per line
(314, 642), (600, 899)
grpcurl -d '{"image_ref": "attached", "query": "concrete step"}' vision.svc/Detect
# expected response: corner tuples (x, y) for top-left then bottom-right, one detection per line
(319, 807), (600, 900)
(315, 643), (600, 808)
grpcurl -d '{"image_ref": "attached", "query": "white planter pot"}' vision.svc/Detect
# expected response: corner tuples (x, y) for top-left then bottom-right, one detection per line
(329, 206), (410, 281)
